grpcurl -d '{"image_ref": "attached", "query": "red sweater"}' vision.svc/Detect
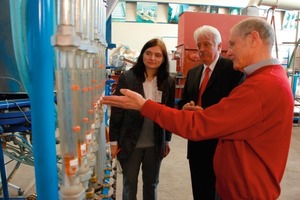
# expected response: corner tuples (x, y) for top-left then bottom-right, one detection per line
(141, 65), (294, 200)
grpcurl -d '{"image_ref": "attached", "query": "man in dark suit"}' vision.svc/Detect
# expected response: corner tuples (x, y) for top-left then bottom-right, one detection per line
(177, 25), (244, 200)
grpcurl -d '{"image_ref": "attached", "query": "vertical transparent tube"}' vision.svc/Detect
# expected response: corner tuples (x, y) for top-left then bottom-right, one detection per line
(81, 60), (92, 161)
(56, 49), (78, 179)
(56, 49), (85, 200)
(75, 49), (92, 189)
(94, 44), (107, 184)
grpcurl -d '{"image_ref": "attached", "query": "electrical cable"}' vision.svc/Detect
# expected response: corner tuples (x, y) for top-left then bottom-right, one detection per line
(12, 100), (31, 124)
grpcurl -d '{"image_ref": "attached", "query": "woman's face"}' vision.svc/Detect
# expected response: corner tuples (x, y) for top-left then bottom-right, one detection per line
(142, 45), (164, 71)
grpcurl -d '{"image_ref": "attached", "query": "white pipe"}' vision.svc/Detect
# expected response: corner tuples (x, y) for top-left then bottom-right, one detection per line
(106, 0), (119, 20)
(102, 1), (107, 43)
(58, 0), (75, 25)
(91, 0), (95, 41)
(86, 0), (90, 41)
(248, 0), (300, 10)
(247, 0), (262, 7)
(94, 0), (99, 37)
(75, 0), (84, 37)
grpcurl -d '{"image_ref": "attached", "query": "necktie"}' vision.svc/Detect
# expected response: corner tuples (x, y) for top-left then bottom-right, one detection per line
(197, 67), (211, 106)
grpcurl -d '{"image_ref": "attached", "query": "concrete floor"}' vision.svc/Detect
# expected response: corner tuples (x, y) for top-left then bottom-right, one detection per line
(2, 126), (300, 199)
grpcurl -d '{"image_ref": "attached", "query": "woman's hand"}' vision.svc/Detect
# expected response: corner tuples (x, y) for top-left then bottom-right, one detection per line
(163, 142), (170, 158)
(110, 144), (120, 159)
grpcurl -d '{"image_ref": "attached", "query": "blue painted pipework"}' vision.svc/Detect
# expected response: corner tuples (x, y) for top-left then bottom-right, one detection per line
(27, 0), (59, 199)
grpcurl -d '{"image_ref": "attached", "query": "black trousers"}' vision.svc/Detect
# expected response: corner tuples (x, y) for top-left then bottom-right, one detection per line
(120, 147), (161, 200)
(189, 158), (216, 200)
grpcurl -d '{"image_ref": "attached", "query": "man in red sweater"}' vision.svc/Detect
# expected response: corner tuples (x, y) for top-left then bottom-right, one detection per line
(101, 17), (294, 200)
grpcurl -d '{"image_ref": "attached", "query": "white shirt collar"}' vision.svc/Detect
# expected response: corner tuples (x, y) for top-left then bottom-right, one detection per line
(203, 55), (219, 72)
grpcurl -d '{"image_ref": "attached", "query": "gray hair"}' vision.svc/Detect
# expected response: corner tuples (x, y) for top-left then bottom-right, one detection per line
(193, 25), (222, 45)
(232, 17), (274, 49)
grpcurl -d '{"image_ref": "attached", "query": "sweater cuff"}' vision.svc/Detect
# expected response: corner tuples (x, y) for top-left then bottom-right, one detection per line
(140, 100), (163, 121)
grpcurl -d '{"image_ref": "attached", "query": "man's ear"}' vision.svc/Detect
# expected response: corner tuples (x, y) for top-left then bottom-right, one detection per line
(249, 31), (259, 47)
(217, 42), (222, 51)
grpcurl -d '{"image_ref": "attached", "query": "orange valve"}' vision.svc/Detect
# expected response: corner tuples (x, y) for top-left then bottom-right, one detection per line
(71, 85), (80, 91)
(82, 118), (89, 123)
(82, 87), (89, 92)
(73, 126), (81, 132)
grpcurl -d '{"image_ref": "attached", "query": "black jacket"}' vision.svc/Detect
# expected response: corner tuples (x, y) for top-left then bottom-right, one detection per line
(109, 70), (175, 161)
(178, 57), (245, 159)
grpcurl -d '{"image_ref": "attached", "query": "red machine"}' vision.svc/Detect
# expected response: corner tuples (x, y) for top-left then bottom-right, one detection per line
(174, 12), (251, 99)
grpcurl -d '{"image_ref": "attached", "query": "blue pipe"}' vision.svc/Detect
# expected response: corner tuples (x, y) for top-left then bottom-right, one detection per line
(0, 99), (30, 109)
(292, 73), (299, 98)
(0, 143), (9, 199)
(27, 0), (58, 199)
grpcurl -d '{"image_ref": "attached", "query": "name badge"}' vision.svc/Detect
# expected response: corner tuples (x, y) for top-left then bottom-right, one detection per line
(154, 90), (162, 103)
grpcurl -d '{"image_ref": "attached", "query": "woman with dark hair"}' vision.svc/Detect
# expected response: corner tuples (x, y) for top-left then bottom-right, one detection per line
(109, 38), (175, 200)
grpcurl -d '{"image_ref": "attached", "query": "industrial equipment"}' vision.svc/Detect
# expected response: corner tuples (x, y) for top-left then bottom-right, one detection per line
(0, 0), (119, 199)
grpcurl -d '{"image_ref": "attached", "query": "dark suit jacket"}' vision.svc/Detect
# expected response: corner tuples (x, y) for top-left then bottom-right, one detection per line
(178, 57), (244, 159)
(109, 70), (175, 162)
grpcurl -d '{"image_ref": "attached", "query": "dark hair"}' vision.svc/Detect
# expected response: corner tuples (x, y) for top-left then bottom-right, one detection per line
(131, 38), (170, 87)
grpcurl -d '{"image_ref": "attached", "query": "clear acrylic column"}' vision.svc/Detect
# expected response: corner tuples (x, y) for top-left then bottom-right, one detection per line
(51, 0), (85, 199)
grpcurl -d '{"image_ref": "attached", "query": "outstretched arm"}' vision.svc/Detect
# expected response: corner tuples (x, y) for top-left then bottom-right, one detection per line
(101, 89), (146, 110)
